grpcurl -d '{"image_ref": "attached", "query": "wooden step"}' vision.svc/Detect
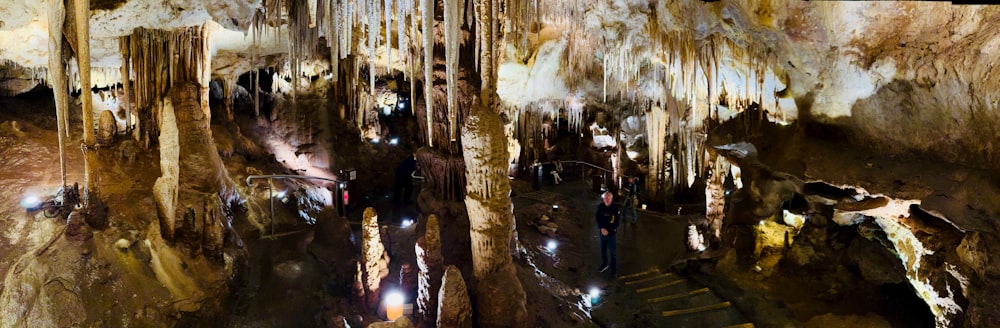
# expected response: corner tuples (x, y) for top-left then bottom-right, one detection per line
(647, 287), (709, 303)
(624, 272), (675, 285)
(662, 301), (731, 317)
(617, 268), (658, 280)
(722, 324), (755, 328)
(635, 278), (685, 293)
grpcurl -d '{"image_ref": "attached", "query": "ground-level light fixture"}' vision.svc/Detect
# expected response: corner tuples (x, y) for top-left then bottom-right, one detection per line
(589, 287), (601, 304)
(385, 290), (404, 321)
(389, 137), (399, 145)
(547, 240), (558, 251)
(20, 195), (41, 209)
(401, 219), (414, 228)
(552, 204), (559, 212)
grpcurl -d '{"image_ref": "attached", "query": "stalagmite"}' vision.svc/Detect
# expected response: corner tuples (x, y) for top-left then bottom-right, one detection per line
(222, 78), (235, 121)
(97, 110), (117, 144)
(436, 265), (472, 328)
(462, 99), (527, 327)
(444, 0), (459, 141)
(420, 0), (434, 146)
(153, 97), (179, 241)
(705, 154), (730, 248)
(416, 214), (444, 325)
(47, 0), (68, 188)
(362, 207), (386, 311)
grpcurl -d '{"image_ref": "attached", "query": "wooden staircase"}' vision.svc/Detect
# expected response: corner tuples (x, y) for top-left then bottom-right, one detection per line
(617, 267), (753, 327)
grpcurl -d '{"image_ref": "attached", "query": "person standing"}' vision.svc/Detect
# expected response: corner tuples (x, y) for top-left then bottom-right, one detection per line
(393, 153), (417, 205)
(622, 176), (639, 223)
(596, 191), (621, 276)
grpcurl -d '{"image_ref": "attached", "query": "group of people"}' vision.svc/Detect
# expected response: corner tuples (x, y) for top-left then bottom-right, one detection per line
(595, 176), (640, 276)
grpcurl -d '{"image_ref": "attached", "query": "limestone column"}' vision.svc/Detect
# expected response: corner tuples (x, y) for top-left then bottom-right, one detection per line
(362, 207), (386, 311)
(73, 0), (93, 146)
(436, 265), (472, 328)
(415, 214), (443, 325)
(461, 99), (526, 327)
(47, 0), (68, 187)
(73, 0), (96, 206)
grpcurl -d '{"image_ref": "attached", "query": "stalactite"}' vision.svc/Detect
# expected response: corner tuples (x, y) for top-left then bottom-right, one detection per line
(368, 0), (378, 96)
(396, 0), (407, 79)
(444, 0), (460, 141)
(384, 0), (392, 71)
(474, 0), (481, 75)
(408, 0), (417, 129)
(421, 0), (434, 147)
(328, 0), (340, 82)
(119, 37), (133, 135)
(476, 0), (494, 103)
(252, 8), (263, 117)
(48, 0), (68, 188)
(646, 104), (667, 196)
(125, 25), (206, 148)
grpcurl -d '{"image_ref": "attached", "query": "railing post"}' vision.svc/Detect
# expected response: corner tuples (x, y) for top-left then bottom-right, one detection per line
(268, 178), (275, 238)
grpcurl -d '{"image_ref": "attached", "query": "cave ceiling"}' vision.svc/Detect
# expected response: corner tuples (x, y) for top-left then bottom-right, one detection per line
(0, 0), (998, 164)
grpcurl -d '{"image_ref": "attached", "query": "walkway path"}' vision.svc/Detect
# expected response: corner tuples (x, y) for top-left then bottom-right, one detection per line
(516, 178), (753, 327)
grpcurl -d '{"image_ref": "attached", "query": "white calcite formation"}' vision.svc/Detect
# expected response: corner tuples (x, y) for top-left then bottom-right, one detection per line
(436, 265), (472, 328)
(415, 214), (443, 326)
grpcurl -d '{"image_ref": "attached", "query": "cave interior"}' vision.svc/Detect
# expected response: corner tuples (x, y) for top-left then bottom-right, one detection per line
(1, 0), (999, 327)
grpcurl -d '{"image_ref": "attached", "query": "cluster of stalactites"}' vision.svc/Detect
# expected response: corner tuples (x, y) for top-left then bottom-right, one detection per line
(120, 25), (208, 147)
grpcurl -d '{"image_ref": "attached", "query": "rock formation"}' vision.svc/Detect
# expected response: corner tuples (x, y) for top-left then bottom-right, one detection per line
(415, 214), (443, 326)
(362, 207), (386, 311)
(461, 99), (527, 326)
(436, 265), (472, 328)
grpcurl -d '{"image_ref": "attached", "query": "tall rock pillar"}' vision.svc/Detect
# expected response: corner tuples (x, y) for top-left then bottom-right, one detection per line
(461, 99), (526, 327)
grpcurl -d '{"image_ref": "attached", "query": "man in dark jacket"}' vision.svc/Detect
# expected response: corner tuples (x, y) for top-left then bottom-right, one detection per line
(596, 191), (621, 276)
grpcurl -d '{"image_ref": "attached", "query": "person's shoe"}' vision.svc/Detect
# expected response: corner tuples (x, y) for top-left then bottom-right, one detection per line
(599, 265), (609, 273)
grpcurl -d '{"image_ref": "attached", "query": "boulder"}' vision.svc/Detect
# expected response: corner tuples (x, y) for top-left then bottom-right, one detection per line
(97, 109), (117, 144)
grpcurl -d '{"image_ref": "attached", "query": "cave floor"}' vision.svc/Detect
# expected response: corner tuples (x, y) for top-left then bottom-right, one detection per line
(510, 178), (753, 327)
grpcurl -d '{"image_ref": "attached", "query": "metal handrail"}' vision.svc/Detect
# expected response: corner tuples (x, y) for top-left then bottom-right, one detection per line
(538, 160), (613, 174)
(245, 174), (346, 238)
